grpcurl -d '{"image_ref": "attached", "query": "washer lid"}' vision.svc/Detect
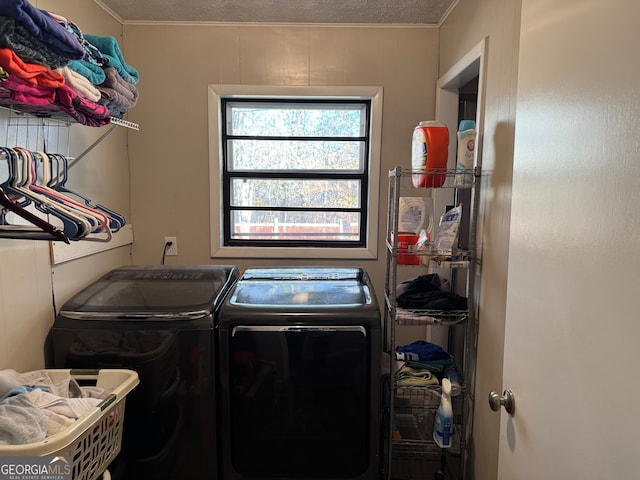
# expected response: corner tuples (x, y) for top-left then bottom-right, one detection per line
(230, 267), (373, 307)
(59, 265), (238, 320)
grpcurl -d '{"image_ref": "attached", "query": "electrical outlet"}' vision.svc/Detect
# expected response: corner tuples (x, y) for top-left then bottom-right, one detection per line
(164, 237), (178, 256)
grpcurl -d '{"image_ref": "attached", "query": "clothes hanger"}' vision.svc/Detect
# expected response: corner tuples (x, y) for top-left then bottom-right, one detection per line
(28, 150), (105, 228)
(0, 187), (70, 242)
(2, 147), (86, 239)
(0, 148), (69, 243)
(51, 152), (126, 231)
(0, 146), (119, 243)
(17, 148), (107, 241)
(48, 153), (125, 232)
(17, 147), (91, 239)
(28, 150), (113, 242)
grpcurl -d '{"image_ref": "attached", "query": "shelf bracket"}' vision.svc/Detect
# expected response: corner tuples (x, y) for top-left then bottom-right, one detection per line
(67, 125), (117, 169)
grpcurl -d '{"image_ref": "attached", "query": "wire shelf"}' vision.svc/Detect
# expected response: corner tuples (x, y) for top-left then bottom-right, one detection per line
(388, 165), (480, 190)
(395, 307), (469, 326)
(0, 85), (139, 130)
(392, 424), (462, 457)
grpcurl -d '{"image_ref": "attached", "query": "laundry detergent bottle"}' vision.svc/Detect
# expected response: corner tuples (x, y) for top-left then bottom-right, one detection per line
(433, 377), (454, 448)
(411, 121), (449, 188)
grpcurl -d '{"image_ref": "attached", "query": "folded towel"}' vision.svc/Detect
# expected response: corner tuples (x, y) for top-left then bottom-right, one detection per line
(98, 66), (138, 107)
(0, 1), (85, 60)
(56, 84), (111, 127)
(405, 358), (454, 372)
(67, 59), (105, 85)
(55, 66), (101, 102)
(0, 16), (69, 69)
(395, 365), (439, 387)
(84, 34), (139, 84)
(0, 74), (56, 104)
(0, 48), (64, 88)
(100, 97), (127, 119)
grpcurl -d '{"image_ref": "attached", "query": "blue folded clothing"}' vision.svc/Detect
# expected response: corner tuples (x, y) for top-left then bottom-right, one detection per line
(0, 0), (84, 60)
(84, 34), (139, 85)
(67, 59), (106, 85)
(395, 340), (451, 362)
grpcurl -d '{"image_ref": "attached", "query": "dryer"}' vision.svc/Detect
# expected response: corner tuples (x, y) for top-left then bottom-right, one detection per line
(217, 266), (381, 480)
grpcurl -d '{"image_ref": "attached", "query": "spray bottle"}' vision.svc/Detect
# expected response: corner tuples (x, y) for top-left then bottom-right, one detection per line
(433, 377), (454, 448)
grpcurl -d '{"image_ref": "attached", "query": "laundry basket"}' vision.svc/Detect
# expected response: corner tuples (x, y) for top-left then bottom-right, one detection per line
(0, 369), (139, 480)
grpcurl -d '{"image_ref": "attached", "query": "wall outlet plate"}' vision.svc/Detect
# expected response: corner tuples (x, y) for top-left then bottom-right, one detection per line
(164, 237), (178, 256)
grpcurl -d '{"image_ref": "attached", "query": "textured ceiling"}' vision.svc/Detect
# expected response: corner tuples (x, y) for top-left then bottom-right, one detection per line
(96, 0), (457, 24)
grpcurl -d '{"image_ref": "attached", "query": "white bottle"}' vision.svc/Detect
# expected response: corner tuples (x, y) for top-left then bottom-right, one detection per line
(454, 119), (476, 187)
(398, 196), (434, 236)
(433, 377), (454, 448)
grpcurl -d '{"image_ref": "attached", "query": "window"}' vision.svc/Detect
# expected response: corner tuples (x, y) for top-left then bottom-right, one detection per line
(209, 85), (382, 259)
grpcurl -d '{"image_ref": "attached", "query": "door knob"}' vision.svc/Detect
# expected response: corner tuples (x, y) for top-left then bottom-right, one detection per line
(488, 388), (515, 415)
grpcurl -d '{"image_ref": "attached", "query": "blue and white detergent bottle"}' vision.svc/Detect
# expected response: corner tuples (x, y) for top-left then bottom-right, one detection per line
(433, 377), (454, 448)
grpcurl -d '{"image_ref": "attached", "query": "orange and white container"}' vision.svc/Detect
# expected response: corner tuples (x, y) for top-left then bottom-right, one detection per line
(411, 121), (449, 188)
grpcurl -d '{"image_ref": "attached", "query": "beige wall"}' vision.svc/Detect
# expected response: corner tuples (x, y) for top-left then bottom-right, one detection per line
(123, 23), (439, 298)
(439, 0), (521, 478)
(0, 1), (132, 372)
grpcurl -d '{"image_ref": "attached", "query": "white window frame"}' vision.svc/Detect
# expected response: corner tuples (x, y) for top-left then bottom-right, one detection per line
(208, 84), (383, 260)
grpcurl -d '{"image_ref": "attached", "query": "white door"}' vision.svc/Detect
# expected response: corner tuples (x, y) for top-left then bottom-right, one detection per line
(497, 1), (640, 478)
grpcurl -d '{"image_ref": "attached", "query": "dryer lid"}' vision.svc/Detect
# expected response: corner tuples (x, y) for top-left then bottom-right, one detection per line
(59, 265), (238, 320)
(229, 267), (373, 307)
(240, 267), (362, 281)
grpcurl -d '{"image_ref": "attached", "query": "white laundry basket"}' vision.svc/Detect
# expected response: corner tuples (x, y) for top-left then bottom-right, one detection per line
(0, 369), (139, 480)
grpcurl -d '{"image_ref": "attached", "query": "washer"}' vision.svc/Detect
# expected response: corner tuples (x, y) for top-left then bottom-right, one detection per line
(218, 266), (381, 480)
(49, 265), (239, 480)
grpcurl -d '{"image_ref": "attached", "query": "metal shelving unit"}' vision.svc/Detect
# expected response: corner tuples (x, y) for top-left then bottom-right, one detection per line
(383, 166), (480, 480)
